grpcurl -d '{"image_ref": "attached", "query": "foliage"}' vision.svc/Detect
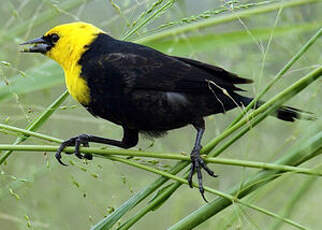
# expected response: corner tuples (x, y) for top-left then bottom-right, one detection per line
(0, 0), (321, 229)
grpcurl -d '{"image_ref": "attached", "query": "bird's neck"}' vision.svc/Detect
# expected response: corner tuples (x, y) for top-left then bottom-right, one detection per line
(49, 33), (102, 105)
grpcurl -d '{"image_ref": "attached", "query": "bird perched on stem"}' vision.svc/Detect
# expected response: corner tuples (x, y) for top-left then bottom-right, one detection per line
(21, 22), (314, 201)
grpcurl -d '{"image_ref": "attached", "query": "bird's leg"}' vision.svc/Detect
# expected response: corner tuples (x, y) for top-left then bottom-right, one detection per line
(55, 127), (138, 166)
(188, 119), (217, 202)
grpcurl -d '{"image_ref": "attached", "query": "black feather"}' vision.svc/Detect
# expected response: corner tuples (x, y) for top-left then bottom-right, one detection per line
(78, 33), (314, 132)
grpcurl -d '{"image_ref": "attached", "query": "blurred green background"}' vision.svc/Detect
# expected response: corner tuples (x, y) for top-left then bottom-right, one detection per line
(0, 0), (321, 229)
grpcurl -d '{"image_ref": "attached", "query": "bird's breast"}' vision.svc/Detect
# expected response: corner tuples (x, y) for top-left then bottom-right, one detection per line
(64, 64), (91, 105)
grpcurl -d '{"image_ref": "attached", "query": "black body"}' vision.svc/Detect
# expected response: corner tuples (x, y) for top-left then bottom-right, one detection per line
(55, 33), (306, 201)
(80, 34), (254, 133)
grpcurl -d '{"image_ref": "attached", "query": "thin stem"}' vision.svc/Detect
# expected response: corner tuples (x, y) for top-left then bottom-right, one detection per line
(136, 0), (320, 44)
(0, 124), (62, 143)
(0, 144), (320, 176)
(122, 0), (176, 40)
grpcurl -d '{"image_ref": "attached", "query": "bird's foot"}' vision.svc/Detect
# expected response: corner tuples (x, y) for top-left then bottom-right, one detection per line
(187, 146), (218, 202)
(55, 134), (93, 166)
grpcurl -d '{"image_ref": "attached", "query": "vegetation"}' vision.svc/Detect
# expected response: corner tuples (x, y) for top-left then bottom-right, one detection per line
(0, 0), (321, 229)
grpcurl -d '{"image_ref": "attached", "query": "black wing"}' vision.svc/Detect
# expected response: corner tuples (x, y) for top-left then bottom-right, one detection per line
(80, 34), (252, 94)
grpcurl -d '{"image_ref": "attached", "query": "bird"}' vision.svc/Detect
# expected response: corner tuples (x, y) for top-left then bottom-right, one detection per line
(20, 22), (314, 201)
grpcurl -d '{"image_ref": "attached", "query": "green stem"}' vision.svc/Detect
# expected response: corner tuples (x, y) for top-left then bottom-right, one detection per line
(136, 0), (320, 44)
(122, 0), (176, 40)
(0, 124), (62, 144)
(0, 144), (320, 177)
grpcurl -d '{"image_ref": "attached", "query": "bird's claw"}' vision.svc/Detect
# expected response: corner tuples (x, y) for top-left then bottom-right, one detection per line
(55, 134), (93, 165)
(187, 147), (218, 202)
(55, 152), (68, 166)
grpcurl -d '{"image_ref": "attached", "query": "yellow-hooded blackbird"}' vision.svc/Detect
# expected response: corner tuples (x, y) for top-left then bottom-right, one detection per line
(21, 22), (314, 201)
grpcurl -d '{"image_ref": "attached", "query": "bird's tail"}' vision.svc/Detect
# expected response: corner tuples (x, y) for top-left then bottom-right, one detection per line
(240, 97), (317, 122)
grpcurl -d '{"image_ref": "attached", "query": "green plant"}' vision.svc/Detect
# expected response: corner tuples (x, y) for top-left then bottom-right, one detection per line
(0, 1), (321, 229)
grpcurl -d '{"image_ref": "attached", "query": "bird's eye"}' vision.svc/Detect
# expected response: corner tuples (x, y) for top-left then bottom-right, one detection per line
(51, 33), (59, 43)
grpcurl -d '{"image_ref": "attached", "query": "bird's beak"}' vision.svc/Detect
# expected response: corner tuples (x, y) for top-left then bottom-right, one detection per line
(20, 37), (52, 54)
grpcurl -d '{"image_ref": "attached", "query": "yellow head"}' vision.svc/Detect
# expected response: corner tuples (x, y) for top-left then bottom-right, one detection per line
(21, 22), (104, 105)
(21, 22), (104, 70)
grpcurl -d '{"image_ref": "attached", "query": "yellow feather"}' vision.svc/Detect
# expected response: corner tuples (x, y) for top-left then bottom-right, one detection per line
(45, 22), (104, 105)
